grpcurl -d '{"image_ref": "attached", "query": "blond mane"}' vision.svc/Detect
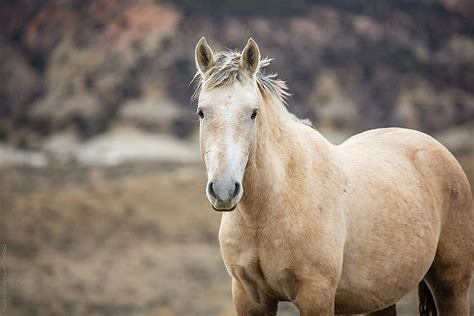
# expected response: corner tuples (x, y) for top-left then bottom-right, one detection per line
(192, 50), (290, 103)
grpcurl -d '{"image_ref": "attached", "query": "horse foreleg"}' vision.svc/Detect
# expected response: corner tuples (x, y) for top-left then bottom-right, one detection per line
(231, 278), (277, 316)
(367, 304), (397, 315)
(335, 304), (397, 316)
(295, 279), (336, 316)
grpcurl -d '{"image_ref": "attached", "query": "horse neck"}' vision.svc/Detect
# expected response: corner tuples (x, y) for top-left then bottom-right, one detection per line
(238, 93), (328, 224)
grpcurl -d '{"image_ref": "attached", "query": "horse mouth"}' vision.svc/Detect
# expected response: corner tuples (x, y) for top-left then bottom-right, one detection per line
(212, 204), (237, 212)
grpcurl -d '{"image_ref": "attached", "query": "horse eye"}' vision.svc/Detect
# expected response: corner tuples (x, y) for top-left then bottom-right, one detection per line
(197, 109), (204, 119)
(251, 110), (258, 120)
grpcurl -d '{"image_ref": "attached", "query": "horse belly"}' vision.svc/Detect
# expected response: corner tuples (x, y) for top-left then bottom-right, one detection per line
(335, 208), (440, 313)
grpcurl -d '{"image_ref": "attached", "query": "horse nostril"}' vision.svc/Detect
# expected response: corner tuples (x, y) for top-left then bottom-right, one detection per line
(233, 182), (241, 198)
(208, 182), (216, 199)
(208, 180), (241, 202)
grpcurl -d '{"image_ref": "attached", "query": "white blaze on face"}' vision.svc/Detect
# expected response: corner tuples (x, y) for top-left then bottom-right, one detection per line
(198, 81), (258, 211)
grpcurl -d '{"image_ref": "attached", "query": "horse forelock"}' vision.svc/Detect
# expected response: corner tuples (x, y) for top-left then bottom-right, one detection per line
(192, 49), (290, 104)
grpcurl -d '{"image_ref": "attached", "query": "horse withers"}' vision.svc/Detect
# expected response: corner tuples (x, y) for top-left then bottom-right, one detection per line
(193, 37), (473, 315)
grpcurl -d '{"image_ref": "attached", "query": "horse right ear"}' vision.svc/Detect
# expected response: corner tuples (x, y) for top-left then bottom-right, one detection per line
(195, 37), (214, 74)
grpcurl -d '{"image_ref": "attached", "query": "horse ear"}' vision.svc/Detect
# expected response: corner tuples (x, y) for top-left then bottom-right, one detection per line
(241, 38), (260, 76)
(195, 37), (214, 74)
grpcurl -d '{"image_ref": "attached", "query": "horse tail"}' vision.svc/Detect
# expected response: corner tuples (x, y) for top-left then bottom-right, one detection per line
(418, 279), (437, 316)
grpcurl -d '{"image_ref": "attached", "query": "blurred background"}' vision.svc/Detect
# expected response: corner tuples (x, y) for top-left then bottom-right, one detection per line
(1, 0), (473, 315)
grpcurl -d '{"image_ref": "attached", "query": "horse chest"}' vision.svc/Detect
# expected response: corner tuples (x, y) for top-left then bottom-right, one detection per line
(228, 258), (299, 303)
(220, 226), (299, 302)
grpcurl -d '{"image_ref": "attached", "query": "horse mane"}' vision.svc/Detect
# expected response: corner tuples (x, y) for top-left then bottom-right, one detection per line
(192, 49), (290, 104)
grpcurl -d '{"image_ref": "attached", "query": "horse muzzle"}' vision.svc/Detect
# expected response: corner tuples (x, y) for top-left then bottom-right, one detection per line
(206, 179), (242, 212)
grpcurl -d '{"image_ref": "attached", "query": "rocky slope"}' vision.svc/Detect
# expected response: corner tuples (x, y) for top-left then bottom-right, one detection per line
(0, 0), (472, 179)
(1, 0), (473, 143)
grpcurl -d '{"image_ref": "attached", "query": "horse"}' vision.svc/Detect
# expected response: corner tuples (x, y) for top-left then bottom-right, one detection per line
(192, 37), (473, 315)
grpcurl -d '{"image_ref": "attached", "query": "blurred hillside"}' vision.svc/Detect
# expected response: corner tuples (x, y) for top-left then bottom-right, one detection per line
(1, 0), (473, 145)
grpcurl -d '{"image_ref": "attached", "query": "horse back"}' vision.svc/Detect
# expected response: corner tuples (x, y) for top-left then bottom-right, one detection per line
(340, 127), (472, 213)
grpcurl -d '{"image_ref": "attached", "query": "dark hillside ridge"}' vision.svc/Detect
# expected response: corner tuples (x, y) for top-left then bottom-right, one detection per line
(0, 0), (473, 147)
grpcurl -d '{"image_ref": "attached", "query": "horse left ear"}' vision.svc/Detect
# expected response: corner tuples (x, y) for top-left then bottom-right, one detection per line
(241, 38), (260, 76)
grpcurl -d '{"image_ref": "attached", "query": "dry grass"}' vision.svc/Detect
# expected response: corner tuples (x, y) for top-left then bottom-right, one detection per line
(3, 164), (231, 315)
(1, 162), (472, 315)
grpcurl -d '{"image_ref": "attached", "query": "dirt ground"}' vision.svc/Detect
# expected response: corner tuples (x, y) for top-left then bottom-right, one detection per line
(1, 163), (473, 315)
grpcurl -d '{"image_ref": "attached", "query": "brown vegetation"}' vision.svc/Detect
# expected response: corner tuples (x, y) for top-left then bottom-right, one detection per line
(1, 163), (472, 315)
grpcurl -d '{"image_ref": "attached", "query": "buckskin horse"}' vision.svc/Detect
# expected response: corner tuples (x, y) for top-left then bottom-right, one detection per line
(192, 37), (473, 315)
